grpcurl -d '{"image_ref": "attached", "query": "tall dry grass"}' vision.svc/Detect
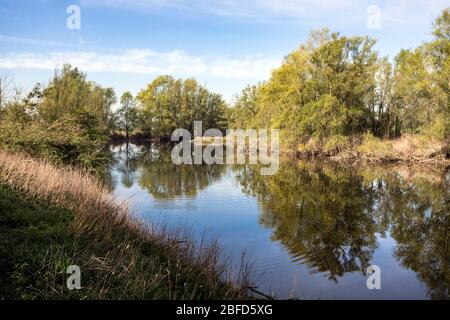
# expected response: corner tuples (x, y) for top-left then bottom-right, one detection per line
(330, 133), (449, 165)
(0, 149), (250, 299)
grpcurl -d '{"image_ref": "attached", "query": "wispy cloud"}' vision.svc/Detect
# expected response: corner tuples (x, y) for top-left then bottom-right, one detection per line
(80, 0), (449, 25)
(80, 0), (358, 20)
(0, 47), (281, 80)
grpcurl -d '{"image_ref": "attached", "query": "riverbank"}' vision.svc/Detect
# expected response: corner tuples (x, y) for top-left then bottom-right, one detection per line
(323, 134), (449, 166)
(0, 149), (248, 299)
(192, 133), (449, 166)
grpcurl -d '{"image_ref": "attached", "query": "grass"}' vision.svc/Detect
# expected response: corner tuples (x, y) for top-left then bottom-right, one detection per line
(295, 133), (449, 165)
(354, 133), (448, 164)
(0, 149), (249, 300)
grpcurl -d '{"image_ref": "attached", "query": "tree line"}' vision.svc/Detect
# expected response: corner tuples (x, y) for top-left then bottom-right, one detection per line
(228, 9), (449, 152)
(0, 69), (227, 168)
(0, 8), (448, 167)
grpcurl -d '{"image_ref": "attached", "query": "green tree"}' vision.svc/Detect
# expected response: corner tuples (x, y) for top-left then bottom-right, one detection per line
(231, 29), (378, 149)
(137, 76), (226, 138)
(0, 65), (116, 170)
(384, 9), (449, 141)
(228, 84), (261, 129)
(115, 91), (137, 140)
(38, 64), (116, 135)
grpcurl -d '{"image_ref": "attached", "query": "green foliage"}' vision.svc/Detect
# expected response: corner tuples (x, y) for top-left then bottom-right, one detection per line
(113, 91), (139, 139)
(421, 113), (450, 141)
(323, 135), (350, 154)
(228, 10), (450, 153)
(229, 29), (377, 149)
(389, 9), (449, 141)
(432, 8), (450, 41)
(39, 65), (116, 133)
(137, 75), (227, 137)
(0, 65), (115, 170)
(227, 84), (261, 129)
(356, 133), (393, 158)
(0, 112), (109, 169)
(393, 49), (446, 133)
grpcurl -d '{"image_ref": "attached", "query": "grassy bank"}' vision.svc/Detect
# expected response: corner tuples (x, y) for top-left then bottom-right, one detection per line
(193, 133), (449, 166)
(299, 133), (449, 165)
(0, 149), (248, 299)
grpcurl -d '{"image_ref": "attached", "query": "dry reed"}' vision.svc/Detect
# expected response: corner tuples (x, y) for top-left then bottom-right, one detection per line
(0, 149), (250, 299)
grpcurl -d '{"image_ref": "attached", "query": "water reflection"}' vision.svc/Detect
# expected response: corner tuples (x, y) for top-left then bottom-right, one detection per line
(111, 142), (226, 199)
(239, 162), (378, 282)
(238, 161), (449, 299)
(110, 142), (449, 299)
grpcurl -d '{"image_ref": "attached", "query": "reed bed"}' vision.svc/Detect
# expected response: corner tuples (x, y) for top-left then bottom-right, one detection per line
(0, 149), (249, 299)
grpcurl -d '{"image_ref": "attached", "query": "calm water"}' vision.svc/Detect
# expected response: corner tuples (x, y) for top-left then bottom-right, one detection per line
(107, 142), (449, 300)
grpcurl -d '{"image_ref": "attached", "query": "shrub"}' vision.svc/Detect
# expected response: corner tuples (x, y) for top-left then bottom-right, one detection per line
(0, 112), (110, 171)
(357, 133), (393, 159)
(323, 135), (350, 155)
(297, 136), (322, 155)
(420, 114), (450, 142)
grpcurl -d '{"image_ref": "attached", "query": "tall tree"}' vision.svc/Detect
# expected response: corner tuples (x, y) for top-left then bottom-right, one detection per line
(116, 91), (137, 140)
(38, 64), (116, 135)
(137, 75), (226, 138)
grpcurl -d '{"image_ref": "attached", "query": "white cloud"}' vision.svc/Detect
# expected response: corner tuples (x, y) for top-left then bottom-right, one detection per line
(0, 48), (281, 80)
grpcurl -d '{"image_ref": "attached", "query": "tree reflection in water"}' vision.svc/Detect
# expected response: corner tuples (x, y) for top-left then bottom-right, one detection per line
(237, 161), (378, 282)
(110, 143), (449, 299)
(236, 161), (449, 298)
(112, 142), (226, 199)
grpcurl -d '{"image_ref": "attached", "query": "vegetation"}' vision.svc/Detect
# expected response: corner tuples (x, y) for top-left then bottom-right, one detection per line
(1, 9), (449, 166)
(0, 149), (248, 299)
(228, 9), (450, 161)
(137, 75), (227, 138)
(112, 91), (139, 140)
(0, 65), (116, 170)
(0, 6), (448, 301)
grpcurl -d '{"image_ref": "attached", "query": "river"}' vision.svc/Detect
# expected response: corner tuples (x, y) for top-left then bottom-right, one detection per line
(107, 141), (449, 300)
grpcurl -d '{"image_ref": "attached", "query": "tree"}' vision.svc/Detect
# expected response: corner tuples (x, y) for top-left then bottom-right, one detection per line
(227, 84), (261, 129)
(137, 75), (226, 138)
(0, 65), (116, 169)
(369, 57), (396, 138)
(229, 10), (450, 149)
(427, 8), (450, 141)
(432, 8), (450, 41)
(233, 29), (378, 148)
(116, 91), (137, 140)
(38, 64), (116, 135)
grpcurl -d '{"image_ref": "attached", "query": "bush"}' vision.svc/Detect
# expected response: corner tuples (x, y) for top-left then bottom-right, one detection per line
(297, 136), (322, 155)
(357, 133), (393, 158)
(420, 114), (450, 142)
(323, 135), (350, 155)
(0, 112), (110, 171)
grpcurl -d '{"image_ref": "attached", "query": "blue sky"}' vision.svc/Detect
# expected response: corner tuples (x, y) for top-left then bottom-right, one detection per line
(0, 0), (448, 102)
